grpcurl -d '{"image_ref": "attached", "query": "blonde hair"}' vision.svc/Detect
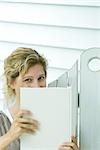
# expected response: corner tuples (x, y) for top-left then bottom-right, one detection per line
(4, 47), (48, 100)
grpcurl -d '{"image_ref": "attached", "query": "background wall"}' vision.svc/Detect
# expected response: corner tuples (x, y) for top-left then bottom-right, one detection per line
(0, 0), (100, 89)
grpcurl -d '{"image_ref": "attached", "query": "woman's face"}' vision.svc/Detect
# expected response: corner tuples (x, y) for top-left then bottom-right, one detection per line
(11, 64), (46, 98)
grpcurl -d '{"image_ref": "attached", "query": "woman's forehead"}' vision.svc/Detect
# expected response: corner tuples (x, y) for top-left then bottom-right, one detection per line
(22, 64), (45, 76)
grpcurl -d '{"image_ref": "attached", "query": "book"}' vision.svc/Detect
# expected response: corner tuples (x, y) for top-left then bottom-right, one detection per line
(20, 87), (72, 150)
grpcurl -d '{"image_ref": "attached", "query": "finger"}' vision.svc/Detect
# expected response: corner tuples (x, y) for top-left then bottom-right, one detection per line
(66, 148), (73, 150)
(71, 136), (77, 145)
(59, 142), (78, 150)
(16, 117), (39, 126)
(18, 122), (39, 132)
(60, 142), (74, 147)
(15, 109), (32, 118)
(20, 128), (36, 134)
(59, 146), (73, 150)
(71, 136), (79, 150)
(71, 143), (78, 150)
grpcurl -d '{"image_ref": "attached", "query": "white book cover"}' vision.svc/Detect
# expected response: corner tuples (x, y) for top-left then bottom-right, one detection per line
(20, 87), (72, 150)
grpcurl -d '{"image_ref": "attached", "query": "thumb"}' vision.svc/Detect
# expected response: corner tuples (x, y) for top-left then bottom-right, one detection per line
(71, 136), (77, 145)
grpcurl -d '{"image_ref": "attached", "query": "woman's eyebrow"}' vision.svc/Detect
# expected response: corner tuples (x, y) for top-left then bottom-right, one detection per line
(22, 76), (33, 79)
(39, 73), (45, 76)
(23, 74), (45, 79)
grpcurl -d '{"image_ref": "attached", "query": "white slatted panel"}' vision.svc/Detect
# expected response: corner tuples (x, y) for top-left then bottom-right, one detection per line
(0, 2), (100, 29)
(0, 41), (82, 68)
(0, 0), (100, 6)
(0, 22), (99, 49)
(0, 1), (100, 83)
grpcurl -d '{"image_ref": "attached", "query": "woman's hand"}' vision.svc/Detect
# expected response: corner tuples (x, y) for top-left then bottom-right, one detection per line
(8, 109), (39, 140)
(58, 136), (79, 150)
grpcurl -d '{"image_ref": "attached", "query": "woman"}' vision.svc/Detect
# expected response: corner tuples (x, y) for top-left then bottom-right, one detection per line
(0, 47), (79, 150)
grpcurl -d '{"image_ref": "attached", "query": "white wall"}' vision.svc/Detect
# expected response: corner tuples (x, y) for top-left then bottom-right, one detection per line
(0, 0), (100, 83)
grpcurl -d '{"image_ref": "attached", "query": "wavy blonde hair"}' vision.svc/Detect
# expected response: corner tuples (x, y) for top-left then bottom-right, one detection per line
(4, 47), (48, 100)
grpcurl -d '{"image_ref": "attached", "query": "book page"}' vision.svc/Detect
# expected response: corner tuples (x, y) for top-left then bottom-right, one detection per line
(20, 87), (72, 150)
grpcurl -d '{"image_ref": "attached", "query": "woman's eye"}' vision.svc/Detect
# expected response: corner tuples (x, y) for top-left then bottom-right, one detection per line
(24, 78), (32, 83)
(38, 76), (45, 81)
